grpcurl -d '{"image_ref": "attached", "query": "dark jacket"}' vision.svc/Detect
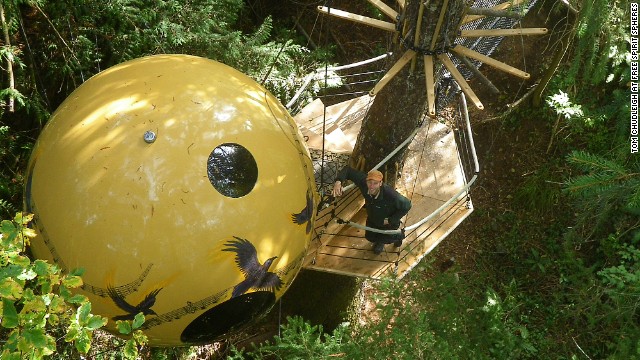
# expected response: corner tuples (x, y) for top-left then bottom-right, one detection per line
(335, 166), (412, 230)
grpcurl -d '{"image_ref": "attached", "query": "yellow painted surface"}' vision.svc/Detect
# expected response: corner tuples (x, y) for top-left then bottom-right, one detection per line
(25, 55), (316, 346)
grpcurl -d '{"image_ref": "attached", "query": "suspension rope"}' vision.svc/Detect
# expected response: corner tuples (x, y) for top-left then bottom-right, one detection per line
(316, 91), (374, 99)
(321, 69), (386, 79)
(318, 0), (332, 197)
(409, 114), (432, 202)
(402, 89), (478, 233)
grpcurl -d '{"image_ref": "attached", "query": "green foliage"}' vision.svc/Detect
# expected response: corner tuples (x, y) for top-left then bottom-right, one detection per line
(554, 161), (640, 350)
(0, 212), (149, 359)
(0, 0), (51, 126)
(230, 316), (350, 359)
(543, 0), (630, 153)
(513, 163), (561, 214)
(566, 0), (629, 87)
(27, 0), (325, 108)
(565, 150), (640, 240)
(598, 241), (640, 291)
(0, 125), (32, 219)
(543, 82), (628, 152)
(558, 19), (640, 348)
(114, 313), (149, 359)
(234, 270), (550, 359)
(148, 346), (202, 360)
(0, 212), (99, 357)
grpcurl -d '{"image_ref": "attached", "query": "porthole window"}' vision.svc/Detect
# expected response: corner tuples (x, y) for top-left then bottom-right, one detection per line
(207, 143), (258, 198)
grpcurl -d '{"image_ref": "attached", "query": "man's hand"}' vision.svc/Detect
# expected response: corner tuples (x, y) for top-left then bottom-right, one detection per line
(332, 181), (343, 197)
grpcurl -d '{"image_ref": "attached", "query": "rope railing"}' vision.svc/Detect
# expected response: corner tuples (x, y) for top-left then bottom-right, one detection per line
(286, 53), (392, 110)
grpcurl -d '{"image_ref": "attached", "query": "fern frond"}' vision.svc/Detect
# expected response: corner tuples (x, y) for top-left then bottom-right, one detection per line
(625, 184), (640, 210)
(564, 172), (620, 196)
(0, 198), (18, 218)
(567, 150), (627, 175)
(245, 16), (273, 47)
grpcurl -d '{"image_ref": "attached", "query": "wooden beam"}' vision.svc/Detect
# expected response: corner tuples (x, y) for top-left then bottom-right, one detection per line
(460, 28), (548, 37)
(317, 6), (397, 32)
(437, 53), (484, 110)
(430, 0), (450, 51)
(367, 0), (398, 19)
(424, 55), (436, 117)
(411, 1), (425, 72)
(369, 50), (416, 96)
(451, 44), (530, 79)
(461, 0), (527, 25)
(396, 0), (405, 10)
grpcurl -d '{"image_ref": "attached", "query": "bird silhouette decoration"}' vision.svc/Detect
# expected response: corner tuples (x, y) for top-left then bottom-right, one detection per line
(291, 190), (314, 234)
(107, 285), (162, 321)
(223, 236), (283, 298)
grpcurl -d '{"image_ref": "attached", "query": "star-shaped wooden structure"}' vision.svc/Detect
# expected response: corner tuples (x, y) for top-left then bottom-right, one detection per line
(318, 0), (547, 116)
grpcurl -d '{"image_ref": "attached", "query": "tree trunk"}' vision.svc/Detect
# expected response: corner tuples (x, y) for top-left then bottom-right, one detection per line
(350, 0), (465, 187)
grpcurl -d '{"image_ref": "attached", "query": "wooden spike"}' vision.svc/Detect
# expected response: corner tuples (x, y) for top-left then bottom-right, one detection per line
(317, 6), (396, 32)
(411, 1), (426, 72)
(424, 55), (436, 117)
(461, 0), (527, 25)
(437, 53), (484, 110)
(430, 0), (451, 51)
(401, 14), (409, 38)
(369, 50), (416, 97)
(451, 44), (530, 79)
(367, 0), (398, 19)
(460, 28), (548, 37)
(396, 0), (405, 10)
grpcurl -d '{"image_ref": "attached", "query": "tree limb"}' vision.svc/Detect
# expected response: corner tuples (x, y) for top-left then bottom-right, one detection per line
(0, 4), (15, 112)
(455, 52), (500, 94)
(478, 85), (536, 123)
(532, 25), (576, 107)
(34, 4), (80, 64)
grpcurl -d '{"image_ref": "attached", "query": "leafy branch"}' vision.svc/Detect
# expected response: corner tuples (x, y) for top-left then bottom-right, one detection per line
(0, 212), (147, 358)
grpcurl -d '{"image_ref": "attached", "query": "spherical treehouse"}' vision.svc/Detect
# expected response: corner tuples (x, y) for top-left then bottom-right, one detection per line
(24, 55), (317, 346)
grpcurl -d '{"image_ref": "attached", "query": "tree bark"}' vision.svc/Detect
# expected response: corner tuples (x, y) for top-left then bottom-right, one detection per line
(350, 0), (465, 186)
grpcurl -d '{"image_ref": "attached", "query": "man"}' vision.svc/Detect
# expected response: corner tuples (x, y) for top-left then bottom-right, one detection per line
(332, 166), (412, 255)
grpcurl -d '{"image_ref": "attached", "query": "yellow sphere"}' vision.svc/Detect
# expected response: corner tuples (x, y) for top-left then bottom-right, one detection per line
(24, 55), (317, 346)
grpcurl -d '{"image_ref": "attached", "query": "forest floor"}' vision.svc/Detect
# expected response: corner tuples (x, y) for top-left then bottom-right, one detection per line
(222, 0), (571, 356)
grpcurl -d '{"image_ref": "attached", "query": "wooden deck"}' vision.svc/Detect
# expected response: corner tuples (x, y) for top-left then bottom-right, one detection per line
(293, 95), (371, 153)
(302, 118), (475, 280)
